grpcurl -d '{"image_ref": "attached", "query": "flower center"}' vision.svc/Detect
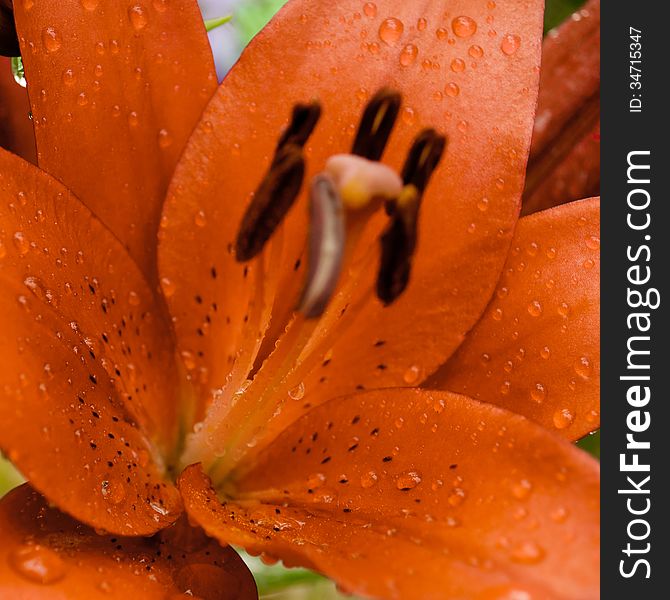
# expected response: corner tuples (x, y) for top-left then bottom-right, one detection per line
(234, 88), (446, 317)
(181, 90), (445, 487)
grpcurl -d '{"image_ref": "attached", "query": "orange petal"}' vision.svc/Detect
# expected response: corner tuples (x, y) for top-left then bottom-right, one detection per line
(13, 1), (217, 280)
(427, 198), (600, 440)
(0, 57), (36, 163)
(163, 0), (544, 457)
(179, 388), (599, 600)
(522, 0), (600, 214)
(0, 148), (183, 534)
(0, 483), (256, 599)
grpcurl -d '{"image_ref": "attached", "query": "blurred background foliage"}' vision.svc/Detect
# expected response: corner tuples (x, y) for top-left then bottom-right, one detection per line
(1, 0), (593, 597)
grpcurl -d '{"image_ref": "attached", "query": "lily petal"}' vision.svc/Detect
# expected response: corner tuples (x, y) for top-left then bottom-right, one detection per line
(0, 148), (182, 534)
(164, 0), (544, 452)
(0, 483), (256, 599)
(13, 0), (217, 280)
(179, 389), (599, 600)
(0, 57), (36, 163)
(522, 0), (600, 214)
(426, 198), (600, 441)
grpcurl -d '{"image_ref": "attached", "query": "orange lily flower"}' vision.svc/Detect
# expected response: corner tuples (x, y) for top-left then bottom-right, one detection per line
(0, 1), (599, 599)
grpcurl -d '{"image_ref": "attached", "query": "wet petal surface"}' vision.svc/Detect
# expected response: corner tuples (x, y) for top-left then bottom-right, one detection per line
(13, 0), (217, 279)
(180, 388), (599, 600)
(0, 483), (256, 599)
(427, 199), (600, 440)
(0, 149), (182, 534)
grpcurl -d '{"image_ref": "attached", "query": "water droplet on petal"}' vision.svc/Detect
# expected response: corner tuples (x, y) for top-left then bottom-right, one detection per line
(128, 4), (149, 30)
(403, 365), (421, 384)
(553, 408), (575, 429)
(158, 128), (172, 149)
(450, 58), (466, 72)
(81, 0), (100, 10)
(586, 235), (600, 250)
(194, 210), (207, 227)
(501, 34), (521, 55)
(360, 471), (378, 488)
(161, 277), (176, 298)
(468, 44), (484, 58)
(379, 17), (404, 45)
(288, 382), (306, 400)
(574, 356), (593, 379)
(444, 82), (460, 97)
(399, 43), (418, 66)
(527, 300), (542, 317)
(41, 27), (62, 53)
(452, 16), (477, 38)
(396, 470), (422, 491)
(530, 383), (546, 403)
(511, 479), (533, 500)
(9, 544), (67, 584)
(510, 541), (545, 564)
(363, 2), (377, 18)
(13, 232), (29, 256)
(448, 487), (466, 506)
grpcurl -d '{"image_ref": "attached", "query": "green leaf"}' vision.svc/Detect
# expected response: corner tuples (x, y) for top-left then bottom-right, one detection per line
(576, 429), (600, 459)
(204, 15), (233, 33)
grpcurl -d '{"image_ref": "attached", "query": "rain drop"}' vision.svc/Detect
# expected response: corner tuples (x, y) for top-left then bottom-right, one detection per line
(194, 210), (207, 227)
(363, 2), (377, 18)
(13, 232), (29, 256)
(158, 129), (172, 149)
(510, 541), (545, 564)
(553, 408), (575, 429)
(530, 383), (546, 403)
(395, 470), (422, 491)
(378, 17), (404, 45)
(468, 44), (484, 58)
(585, 235), (600, 250)
(574, 356), (593, 379)
(450, 58), (466, 72)
(161, 277), (176, 297)
(9, 544), (67, 584)
(447, 487), (466, 506)
(81, 0), (100, 10)
(511, 479), (533, 500)
(288, 382), (306, 400)
(128, 4), (149, 30)
(360, 470), (378, 488)
(452, 16), (477, 38)
(403, 365), (421, 384)
(501, 34), (521, 55)
(399, 44), (418, 66)
(527, 300), (542, 317)
(41, 27), (62, 53)
(444, 82), (460, 97)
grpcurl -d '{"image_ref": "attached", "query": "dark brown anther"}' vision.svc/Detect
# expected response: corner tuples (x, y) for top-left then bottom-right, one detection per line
(234, 145), (305, 262)
(235, 102), (321, 262)
(376, 187), (420, 305)
(351, 88), (401, 162)
(275, 101), (322, 155)
(298, 174), (346, 319)
(401, 128), (447, 192)
(1, 0), (20, 57)
(377, 129), (446, 305)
